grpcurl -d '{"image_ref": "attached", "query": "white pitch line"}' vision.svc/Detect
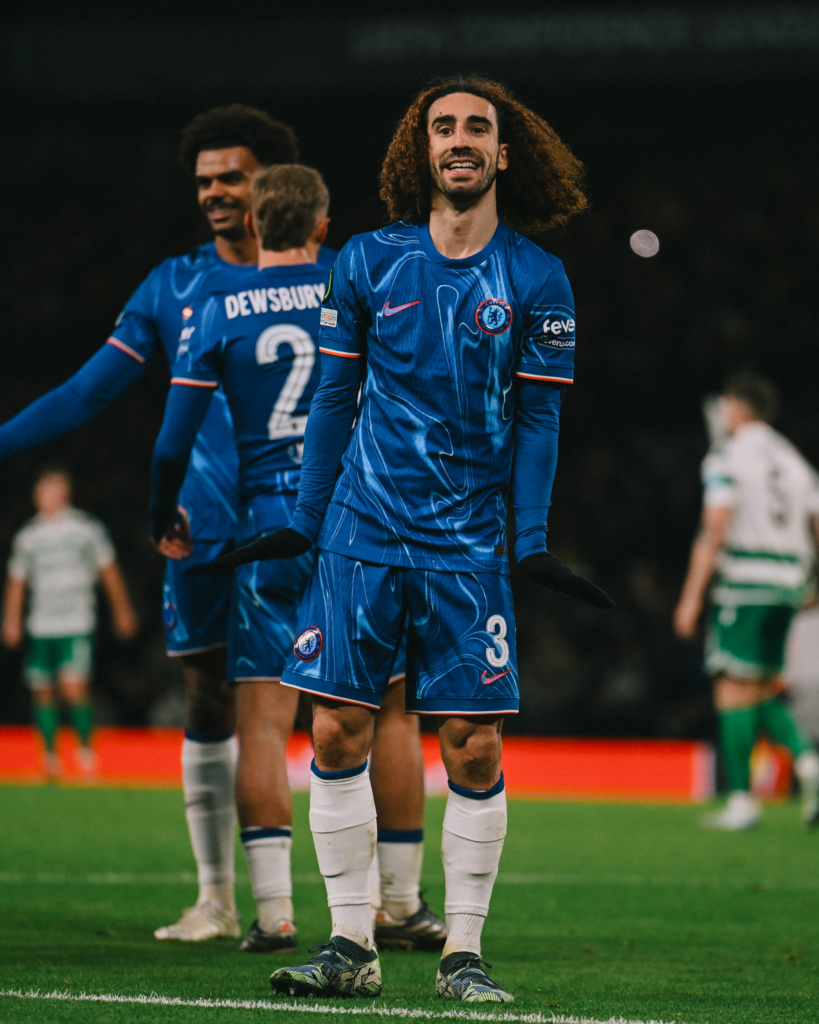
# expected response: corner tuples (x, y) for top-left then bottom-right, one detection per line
(0, 872), (321, 885)
(0, 989), (683, 1024)
(1, 869), (817, 891)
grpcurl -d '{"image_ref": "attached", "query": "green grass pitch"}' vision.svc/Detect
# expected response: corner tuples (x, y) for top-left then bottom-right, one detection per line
(2, 786), (819, 1023)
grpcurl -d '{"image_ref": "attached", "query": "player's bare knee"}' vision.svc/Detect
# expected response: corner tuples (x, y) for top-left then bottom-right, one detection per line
(714, 674), (766, 710)
(312, 699), (374, 770)
(237, 681), (297, 742)
(440, 719), (502, 788)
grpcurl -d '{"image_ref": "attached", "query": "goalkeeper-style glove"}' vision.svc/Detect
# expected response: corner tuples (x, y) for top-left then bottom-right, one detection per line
(193, 527), (312, 574)
(518, 552), (614, 609)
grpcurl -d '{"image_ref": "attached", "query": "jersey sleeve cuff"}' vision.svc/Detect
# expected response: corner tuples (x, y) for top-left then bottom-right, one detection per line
(516, 368), (574, 384)
(107, 336), (147, 364)
(170, 377), (218, 389)
(289, 506), (322, 544)
(514, 529), (548, 562)
(319, 347), (361, 359)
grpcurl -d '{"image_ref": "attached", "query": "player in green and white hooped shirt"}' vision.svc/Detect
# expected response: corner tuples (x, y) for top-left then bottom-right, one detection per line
(1, 468), (139, 776)
(675, 374), (819, 830)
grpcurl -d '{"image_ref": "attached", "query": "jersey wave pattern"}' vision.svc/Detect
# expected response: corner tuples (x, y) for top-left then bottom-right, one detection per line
(703, 422), (819, 607)
(172, 263), (328, 541)
(316, 221), (575, 574)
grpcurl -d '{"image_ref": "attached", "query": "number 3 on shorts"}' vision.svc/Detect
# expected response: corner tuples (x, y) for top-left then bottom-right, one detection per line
(485, 614), (509, 668)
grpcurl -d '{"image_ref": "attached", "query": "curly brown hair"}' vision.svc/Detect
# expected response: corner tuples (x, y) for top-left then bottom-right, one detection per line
(379, 76), (587, 234)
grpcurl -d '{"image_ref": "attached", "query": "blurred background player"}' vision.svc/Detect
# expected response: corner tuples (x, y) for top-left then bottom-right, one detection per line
(152, 164), (446, 953)
(674, 373), (819, 830)
(0, 105), (303, 940)
(1, 467), (138, 776)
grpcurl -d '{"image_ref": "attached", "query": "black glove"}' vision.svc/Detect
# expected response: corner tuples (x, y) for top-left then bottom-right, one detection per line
(191, 527), (312, 574)
(518, 552), (614, 609)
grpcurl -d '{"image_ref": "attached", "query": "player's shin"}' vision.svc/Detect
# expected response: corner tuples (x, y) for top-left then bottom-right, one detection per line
(718, 706), (758, 793)
(310, 761), (377, 949)
(240, 827), (294, 931)
(377, 829), (424, 920)
(441, 776), (507, 958)
(182, 732), (238, 909)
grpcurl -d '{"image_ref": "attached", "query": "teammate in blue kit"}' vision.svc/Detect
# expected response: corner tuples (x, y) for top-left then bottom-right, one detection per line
(0, 104), (440, 951)
(213, 76), (612, 1001)
(0, 106), (314, 942)
(151, 164), (447, 952)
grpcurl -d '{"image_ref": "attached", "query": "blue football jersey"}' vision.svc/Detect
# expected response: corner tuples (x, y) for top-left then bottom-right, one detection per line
(171, 262), (329, 540)
(111, 242), (335, 541)
(316, 220), (575, 574)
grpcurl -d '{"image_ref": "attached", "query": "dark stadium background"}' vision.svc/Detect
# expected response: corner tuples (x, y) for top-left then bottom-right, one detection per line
(1, 0), (817, 741)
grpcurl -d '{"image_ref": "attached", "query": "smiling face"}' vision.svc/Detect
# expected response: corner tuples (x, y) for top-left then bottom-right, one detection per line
(195, 146), (261, 241)
(427, 92), (509, 207)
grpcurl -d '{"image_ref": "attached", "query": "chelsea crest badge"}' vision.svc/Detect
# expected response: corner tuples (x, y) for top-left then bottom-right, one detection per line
(294, 626), (323, 661)
(476, 298), (513, 334)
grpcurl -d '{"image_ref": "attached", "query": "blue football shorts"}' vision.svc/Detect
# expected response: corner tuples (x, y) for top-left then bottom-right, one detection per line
(163, 537), (235, 656)
(227, 548), (315, 682)
(281, 549), (519, 715)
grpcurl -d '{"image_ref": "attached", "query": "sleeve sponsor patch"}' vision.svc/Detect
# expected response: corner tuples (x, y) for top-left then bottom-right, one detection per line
(320, 307), (338, 328)
(539, 307), (576, 349)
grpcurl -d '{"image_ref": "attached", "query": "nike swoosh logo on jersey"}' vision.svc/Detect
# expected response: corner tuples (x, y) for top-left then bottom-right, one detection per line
(382, 300), (420, 316)
(480, 668), (512, 686)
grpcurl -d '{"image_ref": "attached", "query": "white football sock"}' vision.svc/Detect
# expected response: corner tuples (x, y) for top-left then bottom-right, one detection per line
(377, 829), (424, 920)
(182, 734), (238, 910)
(369, 847), (382, 913)
(441, 777), (507, 958)
(240, 827), (294, 932)
(310, 760), (377, 949)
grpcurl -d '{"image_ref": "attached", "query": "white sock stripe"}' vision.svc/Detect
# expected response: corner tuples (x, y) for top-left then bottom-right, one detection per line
(326, 892), (373, 906)
(443, 786), (507, 843)
(0, 989), (684, 1023)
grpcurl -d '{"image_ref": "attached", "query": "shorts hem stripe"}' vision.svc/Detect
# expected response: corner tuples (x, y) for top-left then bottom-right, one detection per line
(280, 675), (382, 710)
(409, 707), (519, 716)
(166, 642), (228, 657)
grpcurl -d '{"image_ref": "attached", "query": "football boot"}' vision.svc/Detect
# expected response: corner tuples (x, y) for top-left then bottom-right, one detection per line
(154, 899), (241, 941)
(240, 918), (298, 953)
(270, 936), (381, 998)
(375, 898), (447, 951)
(700, 792), (760, 831)
(436, 951), (514, 1003)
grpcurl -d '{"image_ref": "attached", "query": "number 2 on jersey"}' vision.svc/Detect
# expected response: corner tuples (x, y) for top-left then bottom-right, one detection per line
(255, 324), (316, 439)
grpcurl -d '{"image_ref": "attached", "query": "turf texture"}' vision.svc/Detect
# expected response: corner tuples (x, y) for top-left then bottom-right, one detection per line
(1, 786), (819, 1023)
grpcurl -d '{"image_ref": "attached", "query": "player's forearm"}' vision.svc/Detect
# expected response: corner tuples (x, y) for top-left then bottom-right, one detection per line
(679, 508), (731, 608)
(2, 577), (25, 628)
(99, 563), (134, 615)
(150, 449), (192, 540)
(149, 385), (213, 541)
(511, 381), (564, 562)
(679, 533), (721, 608)
(290, 355), (361, 542)
(0, 344), (145, 461)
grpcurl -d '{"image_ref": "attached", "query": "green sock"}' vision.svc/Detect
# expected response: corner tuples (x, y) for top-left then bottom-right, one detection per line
(758, 697), (812, 759)
(34, 705), (60, 752)
(719, 705), (760, 791)
(70, 703), (94, 748)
